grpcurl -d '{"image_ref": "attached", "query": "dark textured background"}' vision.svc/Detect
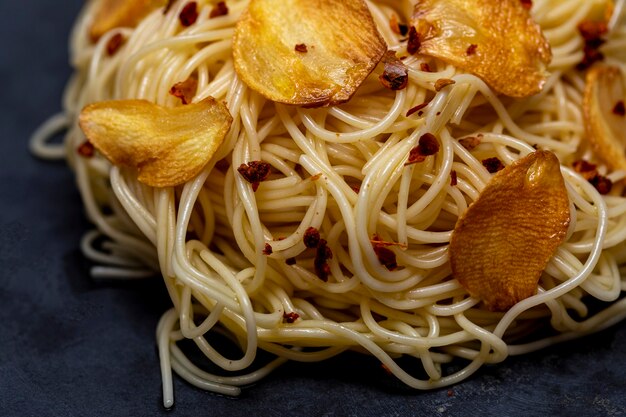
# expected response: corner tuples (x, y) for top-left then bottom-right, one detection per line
(2, 1), (625, 416)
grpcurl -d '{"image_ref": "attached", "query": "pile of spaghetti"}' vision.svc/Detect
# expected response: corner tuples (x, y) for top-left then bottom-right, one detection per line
(32, 0), (626, 407)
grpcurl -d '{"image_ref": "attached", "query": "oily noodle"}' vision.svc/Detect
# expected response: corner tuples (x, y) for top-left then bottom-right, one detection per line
(32, 0), (626, 407)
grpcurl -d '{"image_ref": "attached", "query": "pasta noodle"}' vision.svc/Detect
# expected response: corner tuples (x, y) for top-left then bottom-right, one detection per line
(32, 0), (626, 407)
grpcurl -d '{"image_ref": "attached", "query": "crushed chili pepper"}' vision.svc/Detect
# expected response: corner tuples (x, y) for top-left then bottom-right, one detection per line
(295, 43), (308, 53)
(237, 160), (271, 191)
(407, 26), (420, 54)
(572, 159), (598, 180)
(263, 243), (273, 255)
(285, 257), (296, 265)
(589, 174), (612, 194)
(303, 226), (321, 249)
(405, 133), (440, 165)
(576, 20), (608, 70)
(434, 78), (456, 92)
(613, 100), (625, 116)
(179, 2), (198, 27)
(209, 1), (229, 18)
(379, 51), (408, 91)
(482, 157), (505, 173)
(520, 0), (532, 10)
(77, 141), (95, 158)
(373, 245), (397, 270)
(466, 44), (478, 56)
(283, 312), (300, 323)
(420, 63), (432, 72)
(314, 239), (333, 281)
(406, 102), (429, 117)
(106, 33), (125, 56)
(169, 76), (198, 105)
(459, 134), (482, 150)
(450, 170), (458, 186)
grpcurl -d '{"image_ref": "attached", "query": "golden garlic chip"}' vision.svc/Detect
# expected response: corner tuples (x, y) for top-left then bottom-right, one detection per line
(79, 97), (233, 187)
(90, 0), (166, 41)
(412, 0), (552, 98)
(449, 151), (570, 311)
(583, 65), (626, 171)
(233, 0), (387, 107)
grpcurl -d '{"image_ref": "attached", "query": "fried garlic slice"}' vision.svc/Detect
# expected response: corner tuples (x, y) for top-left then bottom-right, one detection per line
(79, 97), (233, 187)
(90, 0), (166, 41)
(449, 151), (570, 312)
(412, 0), (551, 97)
(583, 65), (626, 171)
(233, 0), (387, 107)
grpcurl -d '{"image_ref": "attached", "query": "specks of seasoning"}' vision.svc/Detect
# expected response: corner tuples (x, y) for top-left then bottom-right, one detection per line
(314, 239), (333, 281)
(263, 243), (273, 255)
(379, 51), (409, 90)
(406, 102), (429, 117)
(466, 44), (478, 55)
(106, 33), (125, 56)
(576, 20), (608, 70)
(237, 161), (271, 191)
(169, 76), (198, 104)
(303, 227), (321, 249)
(405, 133), (440, 165)
(573, 159), (613, 194)
(482, 157), (505, 173)
(179, 2), (198, 27)
(373, 245), (397, 270)
(520, 0), (532, 10)
(450, 170), (458, 186)
(283, 312), (300, 323)
(589, 174), (612, 194)
(407, 26), (420, 54)
(434, 78), (456, 91)
(77, 141), (95, 158)
(209, 1), (229, 18)
(295, 43), (308, 53)
(420, 62), (432, 72)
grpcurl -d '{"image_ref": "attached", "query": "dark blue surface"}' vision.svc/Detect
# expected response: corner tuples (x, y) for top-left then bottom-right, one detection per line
(2, 1), (625, 416)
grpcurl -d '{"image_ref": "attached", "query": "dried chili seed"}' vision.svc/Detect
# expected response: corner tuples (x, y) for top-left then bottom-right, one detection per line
(407, 26), (420, 54)
(450, 170), (458, 186)
(373, 246), (397, 270)
(406, 133), (440, 165)
(169, 76), (198, 105)
(314, 239), (333, 281)
(572, 159), (598, 180)
(482, 157), (505, 173)
(434, 78), (456, 91)
(77, 141), (95, 158)
(283, 312), (299, 323)
(295, 43), (308, 53)
(406, 102), (429, 117)
(466, 44), (478, 56)
(285, 257), (296, 265)
(379, 51), (408, 91)
(237, 161), (271, 191)
(179, 2), (198, 27)
(106, 33), (125, 56)
(263, 243), (273, 255)
(420, 62), (432, 72)
(589, 174), (612, 194)
(209, 1), (229, 18)
(459, 135), (482, 150)
(303, 227), (321, 249)
(520, 0), (532, 9)
(613, 100), (625, 116)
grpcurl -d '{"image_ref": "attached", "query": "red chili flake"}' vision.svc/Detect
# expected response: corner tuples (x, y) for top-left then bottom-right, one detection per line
(407, 26), (420, 55)
(215, 159), (230, 171)
(263, 243), (273, 255)
(237, 161), (271, 191)
(520, 0), (532, 10)
(406, 102), (429, 117)
(578, 20), (608, 41)
(576, 20), (608, 70)
(379, 51), (409, 91)
(420, 63), (432, 72)
(466, 44), (478, 56)
(169, 76), (198, 105)
(482, 157), (505, 173)
(283, 312), (299, 323)
(373, 246), (397, 271)
(589, 174), (612, 194)
(434, 78), (456, 92)
(613, 100), (625, 116)
(370, 235), (407, 249)
(295, 43), (308, 53)
(179, 2), (198, 27)
(209, 1), (229, 18)
(303, 227), (321, 249)
(285, 257), (296, 265)
(405, 133), (440, 165)
(106, 33), (125, 56)
(459, 135), (482, 150)
(572, 159), (598, 180)
(314, 239), (333, 281)
(450, 170), (458, 186)
(77, 141), (95, 158)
